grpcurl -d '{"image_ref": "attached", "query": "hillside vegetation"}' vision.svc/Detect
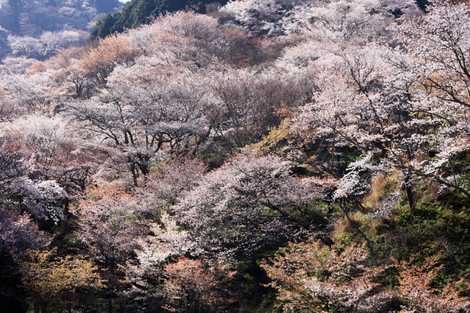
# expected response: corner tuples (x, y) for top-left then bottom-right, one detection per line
(91, 0), (229, 39)
(0, 0), (469, 313)
(0, 0), (120, 60)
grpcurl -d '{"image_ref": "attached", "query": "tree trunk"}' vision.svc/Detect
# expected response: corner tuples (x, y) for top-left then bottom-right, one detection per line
(129, 162), (139, 187)
(403, 172), (416, 213)
(405, 185), (415, 212)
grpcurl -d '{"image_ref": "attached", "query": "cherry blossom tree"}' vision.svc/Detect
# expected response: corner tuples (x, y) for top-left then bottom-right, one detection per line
(207, 67), (315, 148)
(0, 70), (51, 115)
(172, 153), (325, 259)
(401, 2), (470, 109)
(67, 66), (214, 185)
(0, 143), (69, 229)
(220, 0), (311, 36)
(77, 196), (145, 269)
(7, 30), (87, 59)
(295, 39), (470, 212)
(147, 157), (206, 209)
(0, 209), (47, 258)
(282, 0), (420, 43)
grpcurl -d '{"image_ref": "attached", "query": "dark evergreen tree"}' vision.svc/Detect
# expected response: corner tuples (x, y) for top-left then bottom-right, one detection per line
(91, 0), (229, 39)
(415, 0), (429, 11)
(91, 13), (121, 39)
(93, 0), (121, 13)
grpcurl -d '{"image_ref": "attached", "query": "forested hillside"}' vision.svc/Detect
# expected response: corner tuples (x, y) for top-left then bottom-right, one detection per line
(0, 0), (469, 313)
(0, 0), (120, 60)
(91, 0), (228, 39)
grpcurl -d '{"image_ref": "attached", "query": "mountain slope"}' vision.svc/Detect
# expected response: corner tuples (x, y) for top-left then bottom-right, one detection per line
(91, 0), (228, 39)
(0, 0), (121, 60)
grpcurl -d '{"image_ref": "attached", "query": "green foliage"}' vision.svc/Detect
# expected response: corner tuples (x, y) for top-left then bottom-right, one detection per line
(91, 0), (229, 39)
(372, 266), (400, 288)
(21, 250), (103, 297)
(262, 240), (373, 313)
(250, 119), (292, 155)
(415, 0), (429, 11)
(375, 187), (470, 291)
(20, 250), (103, 312)
(93, 0), (121, 13)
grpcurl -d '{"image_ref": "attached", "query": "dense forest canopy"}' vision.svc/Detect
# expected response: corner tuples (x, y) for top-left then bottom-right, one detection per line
(91, 0), (229, 39)
(0, 0), (469, 313)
